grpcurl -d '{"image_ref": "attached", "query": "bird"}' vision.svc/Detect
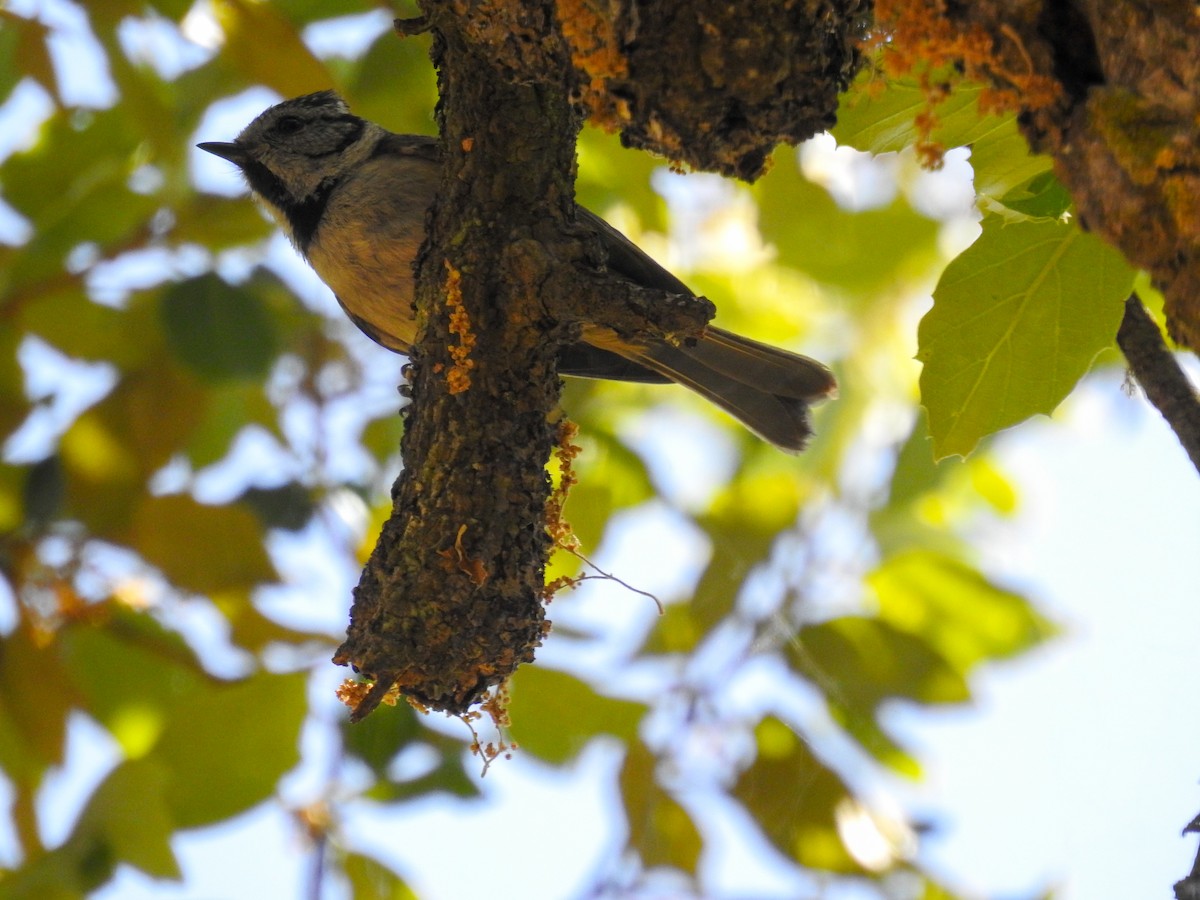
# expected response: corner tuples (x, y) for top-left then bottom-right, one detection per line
(198, 91), (836, 451)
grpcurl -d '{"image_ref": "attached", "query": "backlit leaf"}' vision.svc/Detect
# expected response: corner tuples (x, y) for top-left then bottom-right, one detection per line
(71, 759), (180, 879)
(918, 214), (1134, 458)
(211, 0), (334, 96)
(341, 850), (418, 900)
(834, 77), (1052, 203)
(733, 717), (859, 874)
(869, 549), (1057, 670)
(756, 150), (940, 292)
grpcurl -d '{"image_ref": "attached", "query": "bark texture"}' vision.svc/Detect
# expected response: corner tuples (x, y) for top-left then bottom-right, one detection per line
(558, 0), (872, 180)
(334, 0), (726, 717)
(1117, 294), (1200, 476)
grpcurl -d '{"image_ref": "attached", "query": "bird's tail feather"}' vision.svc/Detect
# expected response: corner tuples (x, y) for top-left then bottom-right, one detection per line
(623, 326), (836, 453)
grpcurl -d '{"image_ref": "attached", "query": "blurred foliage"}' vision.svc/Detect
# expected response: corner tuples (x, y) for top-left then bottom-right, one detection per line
(0, 1), (1112, 898)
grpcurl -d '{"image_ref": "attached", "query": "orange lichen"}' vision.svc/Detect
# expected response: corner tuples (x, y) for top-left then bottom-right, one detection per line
(336, 677), (400, 710)
(544, 418), (581, 552)
(555, 0), (629, 129)
(437, 523), (489, 586)
(443, 261), (476, 394)
(870, 0), (1061, 167)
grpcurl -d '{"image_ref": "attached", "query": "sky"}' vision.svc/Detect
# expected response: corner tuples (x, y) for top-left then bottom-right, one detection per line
(4, 3), (1200, 898)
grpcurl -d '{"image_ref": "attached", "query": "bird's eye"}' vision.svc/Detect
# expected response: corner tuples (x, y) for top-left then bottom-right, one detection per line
(274, 115), (304, 135)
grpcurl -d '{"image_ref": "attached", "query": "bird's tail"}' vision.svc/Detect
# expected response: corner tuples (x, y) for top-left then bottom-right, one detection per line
(620, 326), (836, 453)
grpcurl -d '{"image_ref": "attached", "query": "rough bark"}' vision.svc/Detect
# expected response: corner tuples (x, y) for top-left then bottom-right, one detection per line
(557, 0), (872, 180)
(333, 1), (726, 717)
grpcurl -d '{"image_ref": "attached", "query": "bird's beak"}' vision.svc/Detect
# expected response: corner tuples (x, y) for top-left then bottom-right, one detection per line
(197, 141), (248, 165)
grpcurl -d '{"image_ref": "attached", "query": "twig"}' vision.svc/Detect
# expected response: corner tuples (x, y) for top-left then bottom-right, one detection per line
(1116, 294), (1200, 476)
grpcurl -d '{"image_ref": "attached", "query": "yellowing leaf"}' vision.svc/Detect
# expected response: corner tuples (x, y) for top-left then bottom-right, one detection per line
(0, 624), (77, 782)
(341, 851), (418, 900)
(918, 215), (1134, 458)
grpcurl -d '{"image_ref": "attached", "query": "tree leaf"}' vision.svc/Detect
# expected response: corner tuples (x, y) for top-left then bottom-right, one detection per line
(70, 758), (180, 879)
(0, 622), (77, 782)
(918, 215), (1134, 458)
(340, 850), (418, 900)
(834, 77), (1052, 204)
(756, 150), (940, 292)
(834, 80), (994, 154)
(507, 666), (645, 765)
(130, 493), (276, 594)
(153, 669), (307, 828)
(161, 274), (279, 382)
(211, 0), (335, 96)
(788, 616), (968, 774)
(733, 717), (859, 874)
(869, 549), (1058, 670)
(793, 617), (970, 707)
(61, 607), (208, 758)
(620, 741), (702, 873)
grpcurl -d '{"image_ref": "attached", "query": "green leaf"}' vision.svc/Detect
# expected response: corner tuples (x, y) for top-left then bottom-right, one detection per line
(834, 80), (995, 154)
(61, 608), (208, 757)
(756, 151), (940, 292)
(991, 171), (1072, 221)
(153, 669), (307, 828)
(507, 666), (645, 765)
(793, 617), (969, 708)
(22, 454), (65, 530)
(212, 0), (335, 97)
(789, 616), (968, 773)
(918, 215), (1134, 458)
(340, 850), (418, 900)
(186, 381), (280, 468)
(161, 274), (279, 382)
(645, 466), (803, 654)
(0, 623), (77, 783)
(869, 549), (1057, 671)
(733, 717), (859, 874)
(341, 702), (422, 777)
(833, 78), (1052, 204)
(71, 759), (180, 879)
(620, 741), (702, 873)
(131, 493), (276, 594)
(21, 287), (152, 370)
(238, 482), (317, 532)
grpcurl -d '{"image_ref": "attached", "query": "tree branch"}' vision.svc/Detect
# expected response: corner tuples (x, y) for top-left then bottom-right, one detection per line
(332, 1), (715, 719)
(1117, 294), (1200, 476)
